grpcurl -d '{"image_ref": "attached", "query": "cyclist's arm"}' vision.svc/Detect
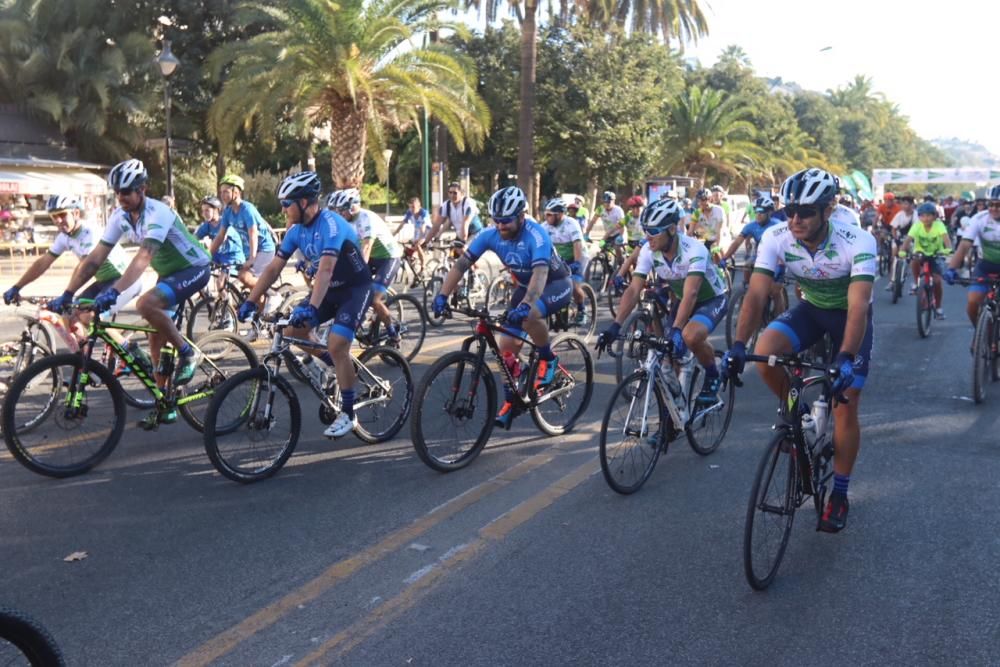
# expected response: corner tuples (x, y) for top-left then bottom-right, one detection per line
(244, 225), (259, 268)
(422, 211), (446, 247)
(572, 239), (584, 263)
(520, 265), (549, 314)
(612, 274), (646, 325)
(64, 242), (112, 293)
(111, 240), (156, 295)
(307, 254), (335, 308)
(672, 274), (704, 330)
(899, 235), (914, 255)
(12, 252), (57, 290)
(359, 237), (373, 263)
(247, 256), (287, 303)
(942, 232), (953, 252)
(439, 255), (470, 296)
(618, 245), (641, 277)
(734, 272), (773, 343)
(459, 209), (473, 241)
(721, 234), (746, 261)
(949, 238), (973, 269)
(840, 281), (872, 358)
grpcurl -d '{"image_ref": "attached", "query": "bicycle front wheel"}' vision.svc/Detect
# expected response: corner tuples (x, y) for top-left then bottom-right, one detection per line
(204, 366), (301, 483)
(485, 273), (514, 319)
(352, 346), (413, 443)
(569, 282), (598, 341)
(178, 331), (259, 432)
(379, 293), (426, 361)
(916, 283), (932, 338)
(0, 608), (65, 666)
(599, 369), (667, 494)
(686, 352), (736, 456)
(410, 350), (496, 472)
(2, 354), (126, 478)
(972, 307), (993, 404)
(614, 310), (654, 385)
(530, 334), (593, 435)
(186, 296), (237, 341)
(423, 276), (446, 327)
(743, 429), (798, 591)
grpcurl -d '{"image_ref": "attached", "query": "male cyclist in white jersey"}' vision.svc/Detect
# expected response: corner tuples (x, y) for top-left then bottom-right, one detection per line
(723, 168), (877, 533)
(47, 159), (211, 426)
(945, 184), (1000, 334)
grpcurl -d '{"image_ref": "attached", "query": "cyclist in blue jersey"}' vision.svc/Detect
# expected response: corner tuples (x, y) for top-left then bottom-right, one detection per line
(237, 172), (373, 439)
(194, 195), (245, 269)
(432, 186), (573, 428)
(209, 174), (277, 308)
(720, 194), (788, 309)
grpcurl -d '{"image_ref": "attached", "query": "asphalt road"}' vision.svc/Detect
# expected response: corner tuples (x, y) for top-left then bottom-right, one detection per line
(1, 273), (998, 666)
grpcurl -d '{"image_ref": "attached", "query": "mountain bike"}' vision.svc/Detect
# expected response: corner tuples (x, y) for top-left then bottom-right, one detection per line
(738, 352), (843, 590)
(725, 281), (788, 350)
(186, 263), (297, 341)
(959, 273), (1000, 403)
(409, 304), (593, 472)
(0, 607), (65, 666)
(485, 270), (596, 341)
(422, 241), (489, 327)
(913, 252), (945, 338)
(202, 313), (412, 482)
(599, 331), (735, 494)
(1, 304), (257, 478)
(0, 298), (55, 406)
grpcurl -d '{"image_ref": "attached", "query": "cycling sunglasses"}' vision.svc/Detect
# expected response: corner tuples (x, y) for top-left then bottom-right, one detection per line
(280, 199), (296, 208)
(115, 187), (137, 196)
(784, 204), (820, 219)
(989, 201), (1000, 209)
(493, 215), (519, 225)
(642, 225), (671, 236)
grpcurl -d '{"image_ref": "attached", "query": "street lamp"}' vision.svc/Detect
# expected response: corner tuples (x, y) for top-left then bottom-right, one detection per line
(382, 148), (393, 216)
(156, 40), (180, 198)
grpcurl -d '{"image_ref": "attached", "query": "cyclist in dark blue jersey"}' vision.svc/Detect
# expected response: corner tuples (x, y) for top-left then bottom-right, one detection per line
(432, 186), (573, 427)
(237, 171), (373, 439)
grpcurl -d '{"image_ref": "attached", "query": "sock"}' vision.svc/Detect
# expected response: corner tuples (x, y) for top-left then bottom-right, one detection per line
(833, 473), (850, 496)
(703, 362), (719, 378)
(319, 352), (334, 366)
(503, 386), (514, 404)
(341, 389), (355, 418)
(538, 344), (555, 362)
(179, 343), (193, 357)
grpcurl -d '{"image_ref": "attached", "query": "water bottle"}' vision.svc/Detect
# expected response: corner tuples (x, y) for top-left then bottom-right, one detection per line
(126, 340), (154, 377)
(811, 398), (829, 438)
(677, 352), (695, 397)
(659, 363), (688, 425)
(501, 352), (522, 382)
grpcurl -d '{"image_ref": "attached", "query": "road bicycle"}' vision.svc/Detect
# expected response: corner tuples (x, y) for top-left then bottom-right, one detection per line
(599, 331), (735, 494)
(1, 304), (257, 478)
(612, 284), (671, 384)
(912, 252), (945, 338)
(738, 352), (843, 590)
(958, 273), (1000, 403)
(409, 304), (593, 472)
(0, 607), (64, 666)
(725, 279), (788, 350)
(203, 313), (412, 482)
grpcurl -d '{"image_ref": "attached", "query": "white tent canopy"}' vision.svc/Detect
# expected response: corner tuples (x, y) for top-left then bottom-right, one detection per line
(0, 168), (108, 197)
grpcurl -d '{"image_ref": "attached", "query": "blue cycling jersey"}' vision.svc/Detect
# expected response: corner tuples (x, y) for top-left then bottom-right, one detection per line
(740, 217), (782, 245)
(195, 220), (246, 265)
(464, 217), (569, 284)
(276, 210), (370, 287)
(221, 200), (276, 256)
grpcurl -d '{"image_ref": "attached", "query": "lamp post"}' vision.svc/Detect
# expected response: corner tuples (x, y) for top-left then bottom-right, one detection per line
(156, 40), (180, 199)
(382, 149), (393, 216)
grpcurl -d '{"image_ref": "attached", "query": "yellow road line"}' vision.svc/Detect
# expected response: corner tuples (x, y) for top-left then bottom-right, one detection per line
(175, 432), (593, 667)
(295, 460), (597, 666)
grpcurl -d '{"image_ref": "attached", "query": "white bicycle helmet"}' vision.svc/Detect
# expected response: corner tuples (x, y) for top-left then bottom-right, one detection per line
(780, 168), (839, 207)
(988, 184), (1000, 200)
(754, 195), (775, 211)
(331, 188), (361, 210)
(602, 190), (616, 203)
(488, 186), (527, 219)
(326, 190), (341, 210)
(277, 171), (322, 201)
(544, 198), (566, 214)
(46, 195), (83, 212)
(108, 159), (148, 191)
(640, 198), (683, 234)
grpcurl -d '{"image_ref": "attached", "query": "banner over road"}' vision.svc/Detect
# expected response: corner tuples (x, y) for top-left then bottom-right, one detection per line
(872, 167), (1000, 188)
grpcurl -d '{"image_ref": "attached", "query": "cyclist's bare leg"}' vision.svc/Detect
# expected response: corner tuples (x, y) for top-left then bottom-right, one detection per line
(933, 274), (943, 306)
(769, 283), (788, 314)
(910, 258), (920, 284)
(966, 291), (985, 326)
(681, 321), (714, 369)
(572, 281), (585, 305)
(328, 331), (356, 393)
(373, 292), (392, 326)
(753, 328), (794, 397)
(832, 388), (862, 476)
(137, 291), (186, 387)
(238, 268), (264, 307)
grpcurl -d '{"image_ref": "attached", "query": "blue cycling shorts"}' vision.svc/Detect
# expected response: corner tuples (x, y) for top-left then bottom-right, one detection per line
(154, 264), (211, 309)
(318, 284), (374, 342)
(969, 259), (1000, 293)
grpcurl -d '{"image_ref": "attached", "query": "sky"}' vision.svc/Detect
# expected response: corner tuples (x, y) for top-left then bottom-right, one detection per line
(683, 0), (1000, 157)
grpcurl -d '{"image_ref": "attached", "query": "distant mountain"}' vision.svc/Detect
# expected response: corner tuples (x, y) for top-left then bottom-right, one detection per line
(930, 138), (1000, 167)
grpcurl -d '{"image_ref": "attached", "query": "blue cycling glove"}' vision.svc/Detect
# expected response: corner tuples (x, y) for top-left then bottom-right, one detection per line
(613, 275), (628, 292)
(506, 303), (532, 327)
(93, 287), (120, 314)
(237, 300), (258, 322)
(722, 342), (747, 379)
(596, 321), (621, 354)
(46, 291), (74, 314)
(830, 352), (856, 396)
(3, 286), (19, 305)
(289, 302), (319, 329)
(432, 294), (449, 317)
(943, 267), (958, 285)
(568, 261), (582, 275)
(667, 327), (687, 358)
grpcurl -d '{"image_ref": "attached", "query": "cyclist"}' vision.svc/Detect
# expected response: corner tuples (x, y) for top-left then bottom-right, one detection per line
(859, 198), (878, 230)
(686, 188), (725, 259)
(568, 196), (589, 226)
(432, 186), (572, 428)
(329, 188), (404, 342)
(898, 202), (950, 317)
(720, 195), (786, 305)
(3, 194), (141, 340)
(423, 181), (482, 246)
(723, 167), (877, 533)
(885, 195), (917, 291)
(597, 198), (729, 407)
(710, 185), (731, 218)
(584, 191), (626, 261)
(194, 195), (246, 326)
(209, 174), (276, 308)
(394, 196), (429, 284)
(945, 184), (1000, 330)
(541, 198), (589, 326)
(623, 196), (645, 248)
(239, 172), (372, 438)
(50, 159), (212, 425)
(877, 192), (900, 230)
(831, 197), (862, 227)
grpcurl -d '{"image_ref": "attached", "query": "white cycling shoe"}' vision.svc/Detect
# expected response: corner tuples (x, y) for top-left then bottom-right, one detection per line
(324, 412), (357, 439)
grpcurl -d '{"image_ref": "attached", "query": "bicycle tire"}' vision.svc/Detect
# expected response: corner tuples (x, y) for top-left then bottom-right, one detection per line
(972, 307), (993, 404)
(530, 333), (593, 435)
(891, 259), (904, 304)
(916, 283), (932, 338)
(599, 368), (667, 494)
(3, 353), (126, 478)
(423, 276), (446, 327)
(584, 257), (608, 295)
(178, 331), (259, 432)
(25, 319), (56, 355)
(725, 290), (743, 349)
(686, 351), (735, 456)
(103, 338), (156, 410)
(203, 366), (301, 483)
(571, 282), (598, 341)
(484, 273), (514, 319)
(374, 293), (426, 361)
(410, 350), (496, 472)
(614, 310), (654, 385)
(0, 608), (65, 666)
(0, 340), (53, 429)
(992, 312), (1000, 383)
(353, 346), (412, 443)
(743, 429), (798, 591)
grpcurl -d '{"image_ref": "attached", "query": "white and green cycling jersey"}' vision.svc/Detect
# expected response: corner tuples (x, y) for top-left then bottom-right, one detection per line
(633, 234), (728, 302)
(754, 219), (877, 309)
(101, 197), (209, 277)
(353, 208), (402, 259)
(961, 210), (1000, 263)
(50, 222), (128, 283)
(542, 217), (587, 263)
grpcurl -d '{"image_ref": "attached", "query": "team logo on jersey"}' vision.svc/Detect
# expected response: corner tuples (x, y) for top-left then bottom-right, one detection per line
(823, 249), (839, 261)
(784, 252), (806, 263)
(853, 253), (875, 264)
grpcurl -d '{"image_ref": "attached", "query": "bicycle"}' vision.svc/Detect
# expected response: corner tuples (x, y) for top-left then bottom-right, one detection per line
(409, 304), (593, 472)
(612, 283), (671, 384)
(724, 279), (788, 350)
(599, 331), (735, 494)
(0, 607), (65, 666)
(912, 252), (945, 338)
(485, 270), (597, 342)
(583, 240), (621, 298)
(876, 232), (892, 277)
(0, 298), (56, 403)
(203, 313), (413, 482)
(186, 263), (297, 341)
(958, 273), (1000, 403)
(422, 241), (489, 327)
(739, 352), (845, 590)
(1, 304), (258, 478)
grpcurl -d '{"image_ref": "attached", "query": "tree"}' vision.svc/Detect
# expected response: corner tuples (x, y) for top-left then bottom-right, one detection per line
(207, 0), (490, 189)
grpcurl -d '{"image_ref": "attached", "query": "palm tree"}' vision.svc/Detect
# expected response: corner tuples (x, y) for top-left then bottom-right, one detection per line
(659, 85), (765, 184)
(826, 75), (884, 109)
(207, 0), (490, 189)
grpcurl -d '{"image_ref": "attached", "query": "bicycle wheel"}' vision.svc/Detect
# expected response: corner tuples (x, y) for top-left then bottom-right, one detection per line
(891, 259), (904, 304)
(203, 366), (301, 483)
(725, 291), (743, 348)
(485, 273), (514, 319)
(2, 353), (126, 478)
(352, 346), (413, 443)
(376, 293), (426, 361)
(615, 310), (654, 385)
(686, 352), (736, 456)
(530, 334), (593, 435)
(0, 336), (49, 398)
(569, 282), (598, 341)
(584, 257), (608, 295)
(599, 369), (667, 494)
(468, 270), (490, 310)
(103, 337), (155, 409)
(25, 319), (56, 354)
(743, 429), (798, 590)
(178, 332), (259, 432)
(186, 297), (238, 341)
(0, 608), (65, 666)
(972, 307), (993, 404)
(410, 350), (496, 472)
(916, 283), (932, 338)
(423, 276), (446, 327)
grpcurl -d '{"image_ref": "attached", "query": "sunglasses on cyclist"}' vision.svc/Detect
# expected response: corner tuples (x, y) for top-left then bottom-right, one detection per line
(493, 215), (519, 225)
(280, 199), (296, 208)
(643, 225), (670, 236)
(115, 187), (137, 196)
(784, 204), (820, 220)
(989, 201), (1000, 209)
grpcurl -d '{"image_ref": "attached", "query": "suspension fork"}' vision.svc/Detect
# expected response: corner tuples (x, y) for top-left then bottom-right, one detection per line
(450, 335), (489, 409)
